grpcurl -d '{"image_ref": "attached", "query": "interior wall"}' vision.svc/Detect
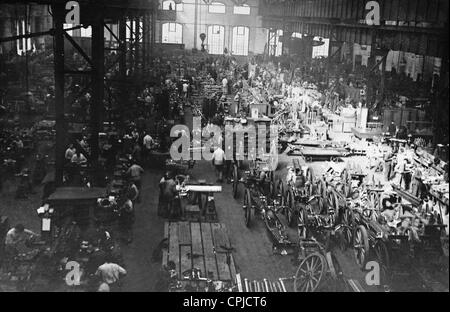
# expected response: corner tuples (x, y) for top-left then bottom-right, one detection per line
(156, 0), (267, 55)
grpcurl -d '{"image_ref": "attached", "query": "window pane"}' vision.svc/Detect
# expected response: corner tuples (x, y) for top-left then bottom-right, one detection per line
(207, 25), (225, 54)
(209, 2), (226, 14)
(81, 26), (92, 38)
(269, 29), (283, 56)
(232, 26), (249, 56)
(64, 23), (73, 36)
(233, 4), (250, 15)
(162, 23), (183, 44)
(162, 0), (175, 10)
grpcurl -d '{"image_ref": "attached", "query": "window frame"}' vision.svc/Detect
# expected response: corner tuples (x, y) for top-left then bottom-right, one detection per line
(161, 22), (183, 44)
(207, 24), (225, 55)
(233, 4), (250, 15)
(232, 25), (249, 56)
(208, 2), (226, 14)
(162, 0), (183, 12)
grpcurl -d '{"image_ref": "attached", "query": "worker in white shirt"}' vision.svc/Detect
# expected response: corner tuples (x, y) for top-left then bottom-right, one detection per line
(71, 149), (87, 165)
(212, 146), (225, 183)
(95, 259), (127, 291)
(126, 163), (144, 200)
(65, 144), (76, 164)
(142, 133), (154, 164)
(222, 76), (228, 95)
(182, 81), (189, 98)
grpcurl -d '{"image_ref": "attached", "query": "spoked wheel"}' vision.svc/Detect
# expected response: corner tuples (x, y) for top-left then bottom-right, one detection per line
(232, 164), (239, 199)
(243, 189), (252, 227)
(338, 225), (353, 251)
(268, 180), (275, 199)
(362, 208), (374, 220)
(368, 191), (380, 210)
(341, 168), (349, 185)
(297, 206), (308, 239)
(373, 241), (390, 286)
(305, 166), (314, 185)
(294, 252), (326, 292)
(315, 177), (326, 198)
(326, 190), (339, 215)
(276, 179), (285, 206)
(286, 189), (296, 228)
(353, 225), (370, 269)
(373, 241), (390, 268)
(341, 207), (354, 226)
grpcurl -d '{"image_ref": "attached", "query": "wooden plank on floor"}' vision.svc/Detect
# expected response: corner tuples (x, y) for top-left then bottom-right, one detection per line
(178, 221), (191, 245)
(168, 222), (180, 275)
(162, 222), (170, 267)
(180, 245), (192, 278)
(229, 254), (237, 282)
(201, 222), (219, 280)
(215, 252), (232, 281)
(211, 223), (231, 253)
(190, 222), (206, 277)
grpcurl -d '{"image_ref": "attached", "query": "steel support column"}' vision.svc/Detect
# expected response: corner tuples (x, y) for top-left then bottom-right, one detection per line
(52, 4), (66, 187)
(119, 17), (127, 126)
(90, 12), (105, 183)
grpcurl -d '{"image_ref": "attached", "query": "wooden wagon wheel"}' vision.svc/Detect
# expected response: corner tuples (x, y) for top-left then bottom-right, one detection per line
(232, 164), (239, 199)
(276, 179), (285, 206)
(305, 166), (314, 185)
(340, 168), (349, 185)
(353, 225), (370, 269)
(373, 240), (390, 269)
(297, 206), (308, 239)
(294, 252), (326, 292)
(362, 208), (374, 220)
(315, 176), (326, 198)
(243, 188), (252, 227)
(341, 206), (355, 226)
(268, 179), (275, 199)
(337, 225), (353, 251)
(326, 190), (339, 215)
(286, 189), (296, 228)
(368, 191), (380, 210)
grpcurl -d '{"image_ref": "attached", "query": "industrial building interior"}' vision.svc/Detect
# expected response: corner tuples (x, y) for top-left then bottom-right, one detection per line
(0, 0), (448, 292)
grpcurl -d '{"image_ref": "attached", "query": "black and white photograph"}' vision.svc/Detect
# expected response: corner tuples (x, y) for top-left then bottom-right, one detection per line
(0, 0), (448, 295)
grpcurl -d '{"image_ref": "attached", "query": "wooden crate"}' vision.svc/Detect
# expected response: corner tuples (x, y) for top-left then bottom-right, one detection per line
(162, 221), (237, 282)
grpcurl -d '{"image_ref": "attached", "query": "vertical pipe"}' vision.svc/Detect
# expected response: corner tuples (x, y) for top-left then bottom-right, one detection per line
(52, 4), (65, 187)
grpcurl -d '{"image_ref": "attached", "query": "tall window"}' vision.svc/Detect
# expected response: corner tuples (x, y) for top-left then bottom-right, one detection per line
(232, 26), (249, 56)
(312, 37), (329, 58)
(208, 2), (226, 14)
(16, 19), (31, 55)
(126, 21), (144, 42)
(233, 4), (250, 15)
(162, 0), (183, 11)
(162, 23), (183, 44)
(80, 26), (92, 38)
(269, 29), (283, 56)
(207, 25), (225, 54)
(64, 23), (74, 36)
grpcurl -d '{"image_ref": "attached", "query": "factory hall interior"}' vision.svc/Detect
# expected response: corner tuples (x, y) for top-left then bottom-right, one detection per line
(0, 0), (449, 293)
